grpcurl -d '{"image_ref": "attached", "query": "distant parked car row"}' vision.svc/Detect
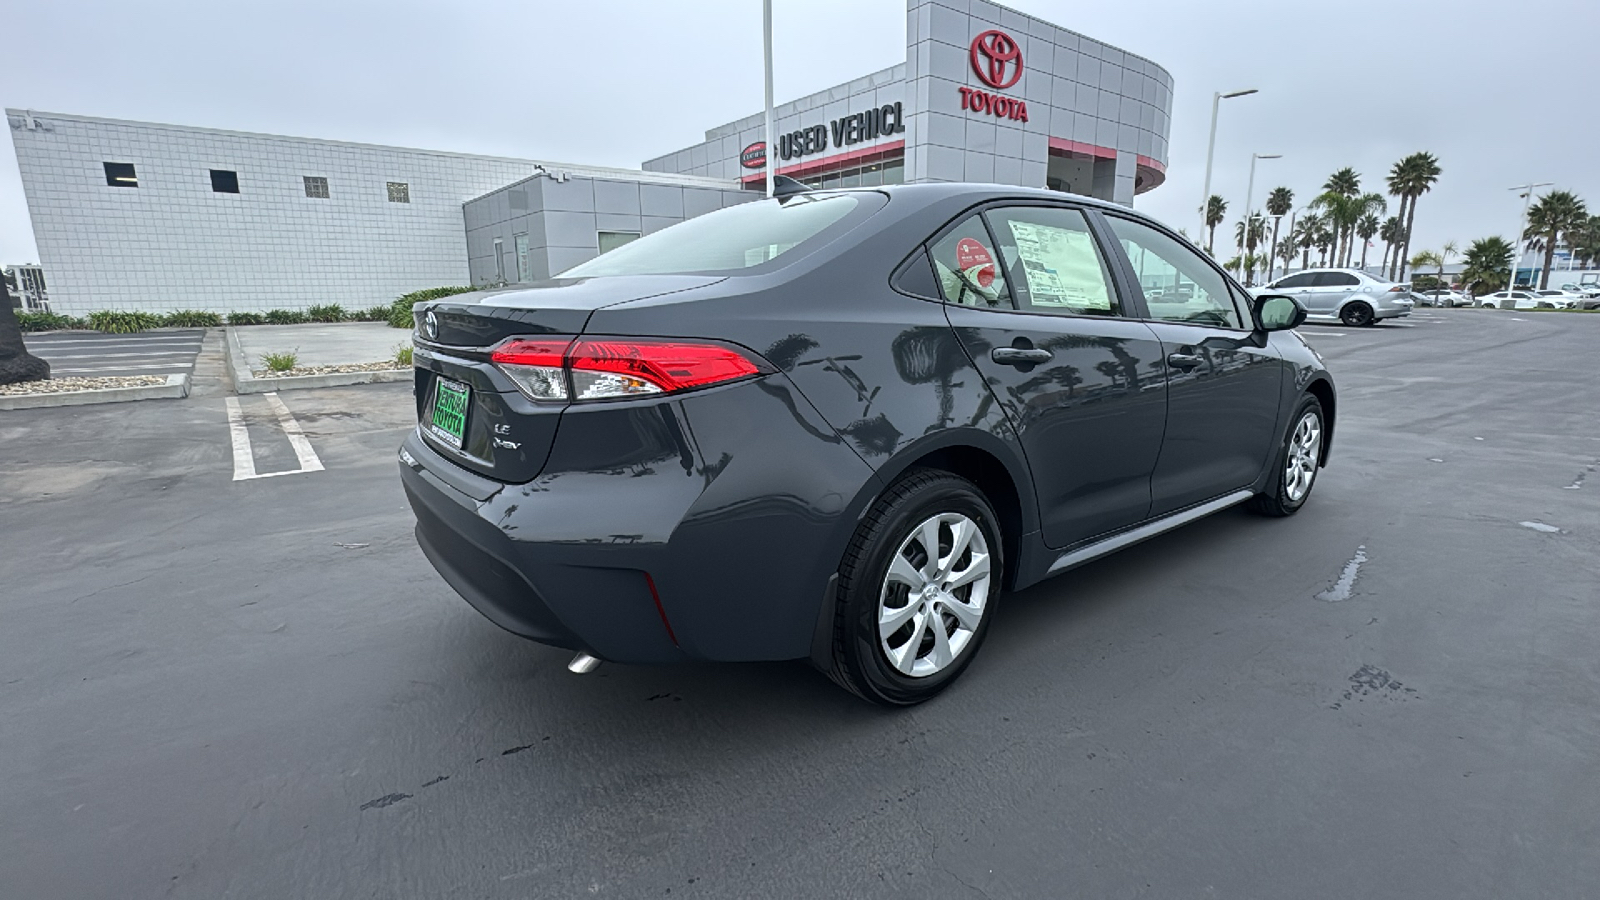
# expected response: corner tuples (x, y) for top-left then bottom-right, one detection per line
(1254, 268), (1413, 326)
(1477, 289), (1600, 310)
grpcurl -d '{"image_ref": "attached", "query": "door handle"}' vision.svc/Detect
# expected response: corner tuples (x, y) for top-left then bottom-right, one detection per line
(1167, 352), (1203, 370)
(991, 347), (1053, 366)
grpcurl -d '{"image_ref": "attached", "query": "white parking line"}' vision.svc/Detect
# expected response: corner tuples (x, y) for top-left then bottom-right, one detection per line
(50, 363), (199, 373)
(265, 393), (325, 475)
(225, 394), (324, 481)
(35, 351), (202, 360)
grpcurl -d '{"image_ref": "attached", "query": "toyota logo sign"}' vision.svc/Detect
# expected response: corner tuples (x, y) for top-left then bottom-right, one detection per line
(423, 309), (438, 340)
(970, 30), (1023, 90)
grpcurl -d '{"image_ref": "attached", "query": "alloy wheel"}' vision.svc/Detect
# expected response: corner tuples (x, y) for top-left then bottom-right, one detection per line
(1285, 411), (1322, 502)
(877, 512), (991, 678)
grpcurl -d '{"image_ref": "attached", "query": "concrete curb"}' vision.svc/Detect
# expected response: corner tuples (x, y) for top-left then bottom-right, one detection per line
(226, 326), (409, 394)
(0, 373), (190, 410)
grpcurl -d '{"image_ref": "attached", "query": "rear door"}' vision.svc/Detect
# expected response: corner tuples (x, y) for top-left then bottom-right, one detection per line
(932, 203), (1168, 549)
(1100, 213), (1284, 515)
(1307, 271), (1360, 314)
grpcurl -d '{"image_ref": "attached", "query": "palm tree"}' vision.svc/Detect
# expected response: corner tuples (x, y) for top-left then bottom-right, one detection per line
(1276, 235), (1300, 276)
(0, 278), (51, 385)
(1293, 214), (1321, 270)
(1439, 239), (1458, 290)
(1410, 250), (1442, 291)
(1387, 152), (1442, 281)
(1314, 217), (1336, 267)
(1233, 213), (1269, 284)
(1570, 215), (1600, 269)
(1379, 216), (1402, 276)
(1355, 213), (1381, 270)
(1523, 190), (1589, 289)
(1264, 187), (1294, 282)
(1204, 195), (1228, 256)
(1459, 236), (1516, 296)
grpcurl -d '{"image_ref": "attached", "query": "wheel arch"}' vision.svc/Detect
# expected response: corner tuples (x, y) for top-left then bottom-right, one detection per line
(1304, 376), (1335, 465)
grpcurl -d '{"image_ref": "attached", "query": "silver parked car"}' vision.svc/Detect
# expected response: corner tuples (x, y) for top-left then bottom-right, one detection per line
(1257, 268), (1414, 326)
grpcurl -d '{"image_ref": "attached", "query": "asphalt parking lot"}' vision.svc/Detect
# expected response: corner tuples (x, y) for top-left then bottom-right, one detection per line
(23, 329), (206, 377)
(2, 309), (1596, 899)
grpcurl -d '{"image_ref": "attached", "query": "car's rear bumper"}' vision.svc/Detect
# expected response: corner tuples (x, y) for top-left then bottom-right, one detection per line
(400, 372), (879, 664)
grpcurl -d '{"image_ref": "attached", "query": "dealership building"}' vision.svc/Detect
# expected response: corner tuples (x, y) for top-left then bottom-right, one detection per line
(8, 0), (1172, 316)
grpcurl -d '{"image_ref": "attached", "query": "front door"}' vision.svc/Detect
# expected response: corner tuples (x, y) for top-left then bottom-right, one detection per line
(930, 205), (1168, 549)
(1102, 213), (1285, 515)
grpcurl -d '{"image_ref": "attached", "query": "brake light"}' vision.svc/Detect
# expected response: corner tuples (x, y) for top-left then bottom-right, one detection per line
(1387, 285), (1407, 292)
(568, 339), (762, 400)
(491, 337), (765, 402)
(490, 338), (571, 400)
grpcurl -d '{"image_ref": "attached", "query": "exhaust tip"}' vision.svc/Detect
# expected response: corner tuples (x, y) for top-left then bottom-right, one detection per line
(567, 652), (602, 674)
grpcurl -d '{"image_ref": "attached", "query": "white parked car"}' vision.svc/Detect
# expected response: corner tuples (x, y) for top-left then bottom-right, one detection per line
(1478, 290), (1563, 310)
(1532, 289), (1583, 309)
(1416, 289), (1472, 307)
(1257, 268), (1413, 326)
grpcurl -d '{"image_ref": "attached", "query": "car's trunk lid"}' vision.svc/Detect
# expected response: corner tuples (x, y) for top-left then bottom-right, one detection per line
(410, 276), (725, 482)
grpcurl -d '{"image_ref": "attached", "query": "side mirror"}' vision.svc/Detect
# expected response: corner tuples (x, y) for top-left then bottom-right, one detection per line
(1253, 294), (1306, 332)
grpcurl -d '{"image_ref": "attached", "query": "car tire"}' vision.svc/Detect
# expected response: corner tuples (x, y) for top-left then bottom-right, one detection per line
(1340, 301), (1375, 327)
(1248, 394), (1325, 518)
(826, 469), (1003, 706)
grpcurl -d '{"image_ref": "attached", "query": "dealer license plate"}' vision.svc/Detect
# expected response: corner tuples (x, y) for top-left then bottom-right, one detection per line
(428, 377), (470, 449)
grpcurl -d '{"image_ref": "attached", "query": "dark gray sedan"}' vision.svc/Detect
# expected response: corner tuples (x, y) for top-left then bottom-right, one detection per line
(399, 183), (1334, 705)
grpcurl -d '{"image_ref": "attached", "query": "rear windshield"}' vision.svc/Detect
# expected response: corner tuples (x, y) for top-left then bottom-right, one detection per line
(558, 193), (870, 277)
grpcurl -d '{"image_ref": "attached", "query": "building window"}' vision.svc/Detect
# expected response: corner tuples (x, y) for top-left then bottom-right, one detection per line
(493, 238), (505, 282)
(514, 233), (531, 282)
(598, 231), (641, 255)
(104, 162), (138, 187)
(387, 182), (410, 203)
(210, 170), (240, 193)
(304, 176), (330, 199)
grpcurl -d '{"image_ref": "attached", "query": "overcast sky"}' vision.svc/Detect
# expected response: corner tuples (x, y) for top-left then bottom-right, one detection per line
(4, 0), (1596, 266)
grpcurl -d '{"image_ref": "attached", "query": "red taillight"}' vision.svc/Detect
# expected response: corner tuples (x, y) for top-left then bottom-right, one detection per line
(1387, 285), (1407, 292)
(568, 339), (762, 399)
(491, 338), (572, 401)
(491, 336), (765, 402)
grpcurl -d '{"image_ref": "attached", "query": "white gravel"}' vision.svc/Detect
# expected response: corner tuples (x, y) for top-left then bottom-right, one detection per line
(0, 375), (169, 396)
(252, 361), (406, 378)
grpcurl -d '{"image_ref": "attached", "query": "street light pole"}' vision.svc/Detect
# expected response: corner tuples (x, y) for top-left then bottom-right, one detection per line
(1507, 182), (1552, 288)
(1198, 88), (1259, 242)
(763, 0), (775, 199)
(1237, 152), (1280, 284)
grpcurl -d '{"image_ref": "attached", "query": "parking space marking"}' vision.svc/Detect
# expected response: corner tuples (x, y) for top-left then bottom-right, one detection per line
(225, 397), (258, 481)
(225, 394), (325, 481)
(265, 393), (325, 475)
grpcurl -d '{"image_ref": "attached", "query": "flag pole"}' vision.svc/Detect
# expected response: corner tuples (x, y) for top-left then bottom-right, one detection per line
(763, 0), (775, 198)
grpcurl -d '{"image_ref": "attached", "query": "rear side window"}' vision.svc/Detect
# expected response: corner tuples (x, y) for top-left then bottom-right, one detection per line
(1314, 272), (1360, 287)
(929, 215), (1012, 308)
(982, 206), (1120, 316)
(1273, 272), (1315, 289)
(557, 194), (867, 277)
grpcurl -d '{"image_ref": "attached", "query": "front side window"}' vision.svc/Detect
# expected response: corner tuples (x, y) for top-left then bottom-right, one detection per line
(1273, 272), (1315, 289)
(983, 206), (1120, 316)
(1106, 215), (1243, 329)
(558, 194), (868, 277)
(929, 214), (1011, 309)
(1315, 272), (1360, 287)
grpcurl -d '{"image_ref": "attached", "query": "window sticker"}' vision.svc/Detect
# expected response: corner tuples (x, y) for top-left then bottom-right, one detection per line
(1005, 220), (1111, 310)
(954, 237), (996, 288)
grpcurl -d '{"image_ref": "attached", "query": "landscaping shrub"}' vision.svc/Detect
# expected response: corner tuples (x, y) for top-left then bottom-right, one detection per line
(394, 344), (413, 367)
(260, 350), (299, 372)
(16, 311), (86, 332)
(357, 305), (392, 322)
(87, 310), (162, 334)
(307, 303), (347, 323)
(388, 285), (476, 329)
(227, 312), (266, 326)
(264, 309), (308, 325)
(161, 310), (224, 328)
